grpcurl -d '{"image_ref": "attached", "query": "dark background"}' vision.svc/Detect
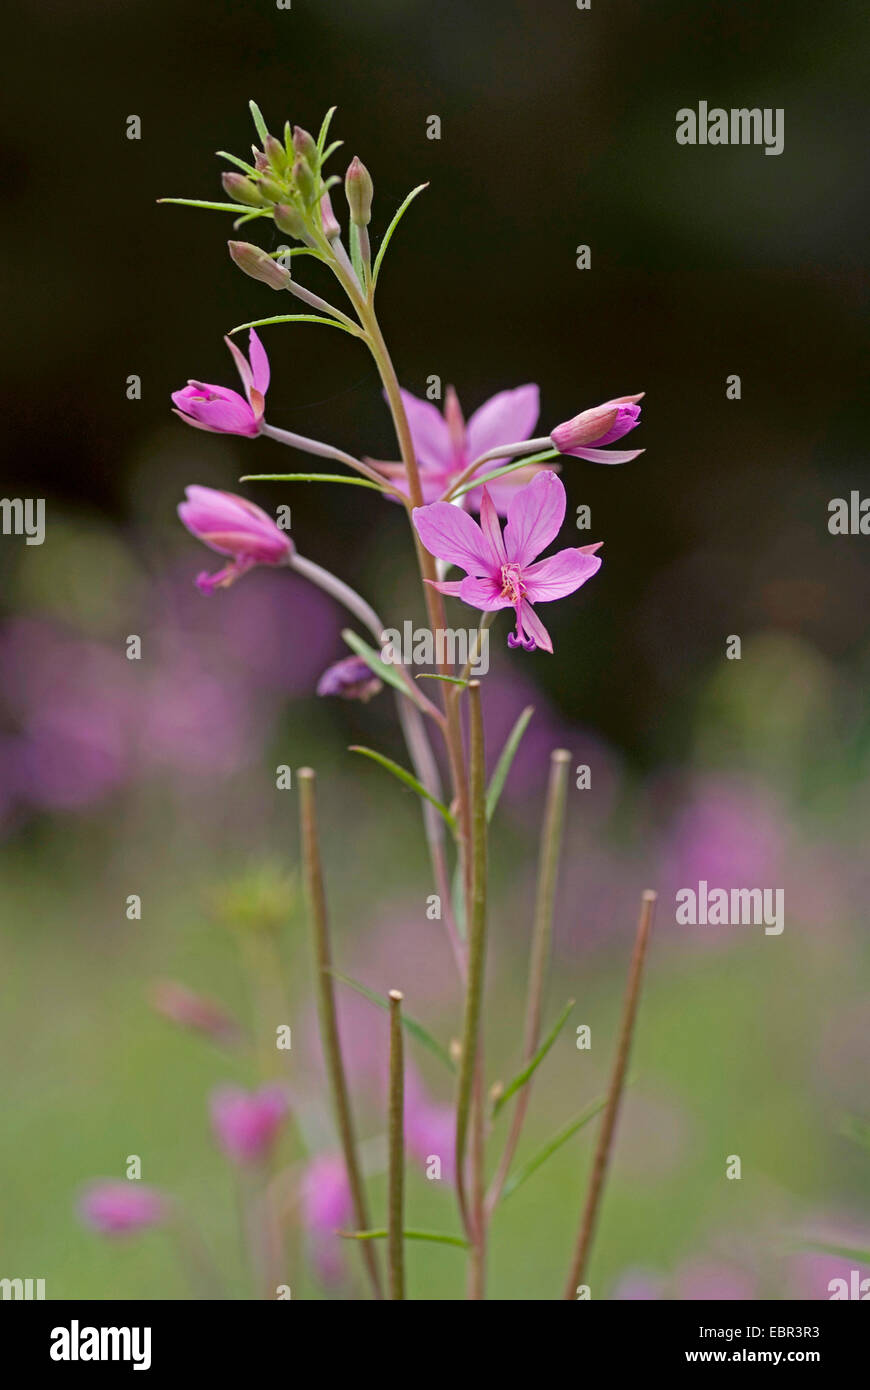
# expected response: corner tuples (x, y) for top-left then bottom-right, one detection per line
(3, 0), (867, 760)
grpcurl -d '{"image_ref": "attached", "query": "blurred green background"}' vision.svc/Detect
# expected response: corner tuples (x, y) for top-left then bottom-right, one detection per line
(1, 0), (868, 1299)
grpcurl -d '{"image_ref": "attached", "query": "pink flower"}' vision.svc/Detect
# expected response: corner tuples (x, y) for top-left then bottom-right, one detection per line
(316, 655), (382, 702)
(550, 393), (644, 463)
(78, 1181), (167, 1236)
(171, 329), (269, 436)
(301, 1154), (353, 1285)
(412, 471), (602, 653)
(373, 383), (545, 513)
(178, 485), (293, 594)
(209, 1084), (287, 1164)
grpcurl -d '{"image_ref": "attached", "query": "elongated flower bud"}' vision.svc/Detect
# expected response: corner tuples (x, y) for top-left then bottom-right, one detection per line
(228, 240), (292, 290)
(345, 156), (373, 226)
(273, 202), (307, 239)
(293, 156), (316, 204)
(264, 133), (287, 176)
(221, 172), (266, 207)
(319, 190), (340, 240)
(292, 125), (317, 165)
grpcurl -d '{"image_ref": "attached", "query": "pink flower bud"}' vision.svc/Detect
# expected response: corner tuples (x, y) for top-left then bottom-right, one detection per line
(149, 979), (241, 1045)
(78, 1181), (167, 1236)
(316, 655), (382, 702)
(228, 240), (292, 291)
(319, 190), (341, 241)
(209, 1084), (288, 1164)
(550, 394), (644, 462)
(221, 171), (266, 207)
(345, 156), (373, 227)
(177, 485), (293, 594)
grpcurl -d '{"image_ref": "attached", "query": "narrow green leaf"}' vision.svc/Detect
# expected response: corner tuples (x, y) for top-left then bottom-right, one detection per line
(321, 139), (344, 165)
(158, 198), (270, 214)
(216, 150), (259, 176)
(340, 629), (421, 703)
(229, 314), (362, 337)
(339, 1228), (468, 1249)
(328, 970), (455, 1071)
(241, 472), (387, 491)
(416, 673), (470, 688)
(348, 745), (457, 831)
(501, 1096), (607, 1202)
(492, 1000), (576, 1118)
(449, 453), (561, 502)
(249, 100), (270, 146)
(486, 705), (534, 822)
(372, 184), (429, 287)
(316, 106), (338, 159)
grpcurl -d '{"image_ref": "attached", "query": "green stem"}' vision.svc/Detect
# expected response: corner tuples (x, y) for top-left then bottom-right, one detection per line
(562, 890), (657, 1299)
(454, 682), (488, 1269)
(388, 989), (406, 1300)
(487, 748), (571, 1214)
(297, 768), (383, 1300)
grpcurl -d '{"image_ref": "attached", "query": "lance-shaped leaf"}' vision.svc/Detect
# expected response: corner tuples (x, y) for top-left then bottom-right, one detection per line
(241, 472), (388, 491)
(316, 106), (338, 159)
(492, 999), (575, 1119)
(486, 704), (534, 822)
(340, 629), (426, 706)
(339, 1228), (468, 1249)
(158, 198), (272, 215)
(348, 745), (457, 832)
(372, 184), (429, 287)
(448, 451), (561, 502)
(249, 99), (270, 146)
(230, 313), (362, 338)
(501, 1096), (607, 1202)
(328, 970), (454, 1071)
(416, 673), (470, 688)
(217, 150), (260, 176)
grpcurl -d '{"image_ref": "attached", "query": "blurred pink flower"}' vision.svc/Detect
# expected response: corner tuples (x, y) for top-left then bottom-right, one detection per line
(209, 1084), (287, 1164)
(550, 394), (644, 463)
(413, 472), (602, 653)
(149, 980), (241, 1045)
(373, 383), (545, 512)
(301, 1154), (352, 1286)
(172, 329), (269, 436)
(405, 1065), (455, 1183)
(178, 486), (293, 594)
(316, 655), (383, 702)
(673, 1259), (758, 1301)
(78, 1181), (167, 1236)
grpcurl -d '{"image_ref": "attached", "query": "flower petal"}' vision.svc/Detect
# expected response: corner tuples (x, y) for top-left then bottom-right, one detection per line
(503, 470), (566, 567)
(478, 487), (506, 563)
(398, 390), (453, 471)
(562, 446), (645, 465)
(466, 384), (540, 462)
(518, 600), (553, 653)
(458, 575), (513, 611)
(247, 329), (270, 396)
(522, 547), (602, 602)
(412, 502), (495, 576)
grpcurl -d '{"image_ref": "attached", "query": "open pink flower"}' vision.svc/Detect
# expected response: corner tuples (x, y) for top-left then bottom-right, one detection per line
(413, 471), (601, 654)
(372, 383), (545, 513)
(550, 393), (644, 463)
(178, 485), (293, 594)
(171, 329), (269, 436)
(78, 1181), (167, 1236)
(209, 1083), (287, 1164)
